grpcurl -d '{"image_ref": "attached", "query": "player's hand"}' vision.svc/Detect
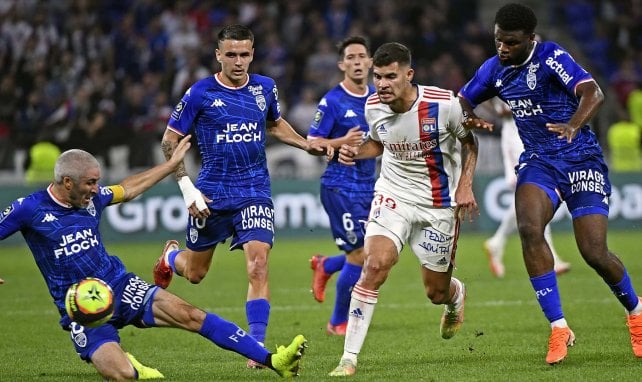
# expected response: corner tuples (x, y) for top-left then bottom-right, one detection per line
(168, 135), (192, 166)
(0, 277), (4, 285)
(178, 176), (211, 219)
(306, 140), (335, 160)
(463, 116), (494, 132)
(454, 188), (479, 223)
(546, 122), (578, 143)
(343, 126), (366, 146)
(338, 144), (358, 166)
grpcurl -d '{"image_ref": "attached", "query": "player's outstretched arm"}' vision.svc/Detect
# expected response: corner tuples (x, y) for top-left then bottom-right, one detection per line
(454, 133), (479, 222)
(338, 138), (382, 165)
(161, 129), (210, 219)
(117, 134), (191, 203)
(268, 118), (334, 159)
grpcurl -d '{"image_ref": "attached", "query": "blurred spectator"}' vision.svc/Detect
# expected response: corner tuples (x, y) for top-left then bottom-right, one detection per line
(0, 0), (638, 182)
(607, 115), (642, 172)
(25, 140), (60, 185)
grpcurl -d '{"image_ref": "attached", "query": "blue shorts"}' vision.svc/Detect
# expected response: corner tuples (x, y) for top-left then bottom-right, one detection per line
(320, 186), (372, 252)
(63, 273), (159, 361)
(185, 197), (275, 251)
(516, 154), (611, 219)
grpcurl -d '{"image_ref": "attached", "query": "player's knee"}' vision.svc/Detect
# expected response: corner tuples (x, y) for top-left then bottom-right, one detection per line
(185, 270), (207, 284)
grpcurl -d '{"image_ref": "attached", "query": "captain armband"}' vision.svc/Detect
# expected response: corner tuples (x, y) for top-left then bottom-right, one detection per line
(106, 185), (126, 204)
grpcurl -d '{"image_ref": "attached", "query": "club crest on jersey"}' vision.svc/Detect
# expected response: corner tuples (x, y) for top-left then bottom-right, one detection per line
(421, 118), (436, 133)
(255, 95), (266, 111)
(527, 62), (539, 90)
(86, 201), (96, 216)
(189, 227), (198, 243)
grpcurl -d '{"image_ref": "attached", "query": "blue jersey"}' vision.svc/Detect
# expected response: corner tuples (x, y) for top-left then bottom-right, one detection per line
(459, 41), (602, 159)
(308, 83), (376, 191)
(168, 73), (282, 204)
(0, 185), (126, 316)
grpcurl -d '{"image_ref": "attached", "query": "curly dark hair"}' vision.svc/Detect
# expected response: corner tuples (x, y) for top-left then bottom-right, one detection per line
(494, 3), (537, 34)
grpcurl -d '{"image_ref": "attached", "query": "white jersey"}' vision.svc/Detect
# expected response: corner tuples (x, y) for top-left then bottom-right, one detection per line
(365, 85), (470, 207)
(493, 99), (523, 186)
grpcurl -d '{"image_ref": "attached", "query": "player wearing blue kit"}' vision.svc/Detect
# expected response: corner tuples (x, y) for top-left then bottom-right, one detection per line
(152, 24), (330, 369)
(306, 36), (376, 336)
(0, 137), (307, 380)
(458, 3), (642, 365)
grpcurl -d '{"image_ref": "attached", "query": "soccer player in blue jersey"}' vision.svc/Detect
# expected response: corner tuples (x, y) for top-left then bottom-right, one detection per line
(0, 136), (307, 380)
(152, 24), (331, 369)
(458, 2), (642, 365)
(306, 36), (376, 336)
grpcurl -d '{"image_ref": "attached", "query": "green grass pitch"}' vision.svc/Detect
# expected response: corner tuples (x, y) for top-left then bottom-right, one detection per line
(1, 231), (641, 381)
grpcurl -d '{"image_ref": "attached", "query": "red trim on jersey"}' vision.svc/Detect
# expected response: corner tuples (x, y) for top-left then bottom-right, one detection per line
(423, 88), (451, 100)
(366, 93), (381, 105)
(353, 284), (379, 298)
(418, 101), (445, 206)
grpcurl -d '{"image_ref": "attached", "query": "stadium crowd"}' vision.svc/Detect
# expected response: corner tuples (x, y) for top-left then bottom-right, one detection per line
(0, 0), (640, 176)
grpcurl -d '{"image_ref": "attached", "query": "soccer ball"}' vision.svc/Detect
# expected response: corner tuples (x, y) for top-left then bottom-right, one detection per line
(65, 277), (114, 327)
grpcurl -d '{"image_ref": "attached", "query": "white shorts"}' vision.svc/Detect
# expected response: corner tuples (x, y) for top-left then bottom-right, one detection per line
(365, 191), (460, 272)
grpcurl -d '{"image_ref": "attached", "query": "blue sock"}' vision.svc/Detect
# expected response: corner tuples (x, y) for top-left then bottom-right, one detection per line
(167, 249), (183, 276)
(246, 299), (270, 344)
(324, 253), (346, 274)
(530, 271), (564, 322)
(199, 312), (270, 364)
(608, 269), (639, 312)
(330, 262), (362, 325)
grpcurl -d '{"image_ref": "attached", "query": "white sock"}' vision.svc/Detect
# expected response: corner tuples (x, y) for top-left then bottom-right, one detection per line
(344, 284), (378, 357)
(449, 278), (464, 310)
(551, 318), (568, 328)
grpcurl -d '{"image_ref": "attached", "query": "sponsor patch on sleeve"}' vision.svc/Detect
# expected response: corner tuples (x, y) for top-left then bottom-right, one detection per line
(311, 109), (324, 129)
(0, 205), (14, 223)
(171, 100), (186, 120)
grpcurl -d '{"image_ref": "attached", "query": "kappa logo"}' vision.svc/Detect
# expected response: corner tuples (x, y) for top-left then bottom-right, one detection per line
(553, 49), (565, 58)
(210, 99), (226, 107)
(41, 213), (57, 223)
(344, 109), (357, 118)
(495, 79), (503, 88)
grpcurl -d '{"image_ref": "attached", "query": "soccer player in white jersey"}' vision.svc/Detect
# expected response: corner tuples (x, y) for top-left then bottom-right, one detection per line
(152, 24), (331, 370)
(328, 42), (479, 377)
(459, 2), (642, 365)
(484, 98), (571, 278)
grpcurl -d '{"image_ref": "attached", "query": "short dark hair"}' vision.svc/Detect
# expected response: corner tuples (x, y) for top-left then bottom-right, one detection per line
(494, 3), (537, 34)
(372, 42), (411, 67)
(217, 24), (254, 45)
(337, 36), (370, 57)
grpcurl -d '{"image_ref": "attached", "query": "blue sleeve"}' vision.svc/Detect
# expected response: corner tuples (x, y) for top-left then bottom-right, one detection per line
(540, 42), (593, 94)
(458, 59), (498, 108)
(0, 199), (28, 240)
(168, 82), (205, 135)
(267, 80), (282, 122)
(307, 93), (337, 138)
